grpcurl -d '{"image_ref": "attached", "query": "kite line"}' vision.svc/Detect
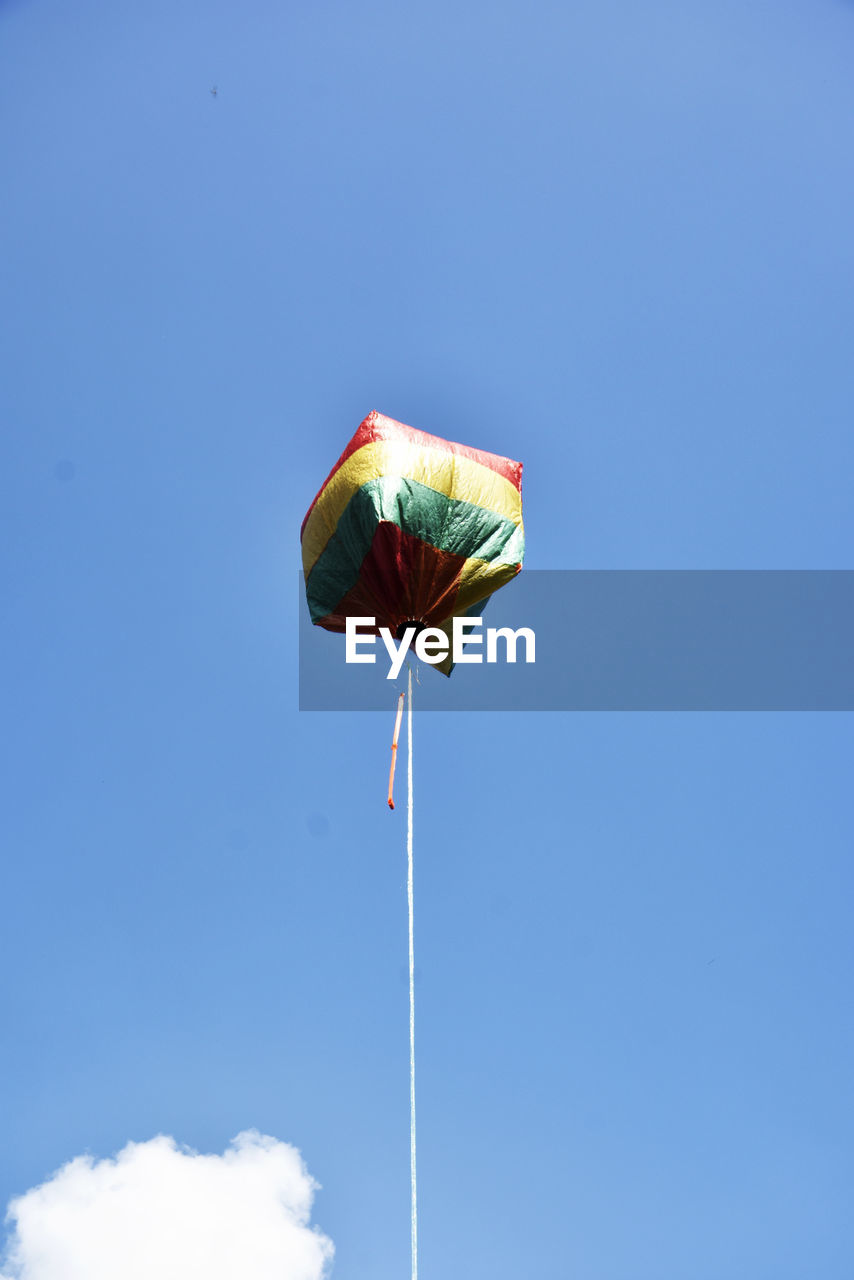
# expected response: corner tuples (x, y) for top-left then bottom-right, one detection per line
(407, 666), (418, 1280)
(385, 670), (417, 1277)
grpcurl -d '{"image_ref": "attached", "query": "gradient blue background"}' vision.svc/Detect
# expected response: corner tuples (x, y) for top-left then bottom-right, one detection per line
(2, 2), (853, 1276)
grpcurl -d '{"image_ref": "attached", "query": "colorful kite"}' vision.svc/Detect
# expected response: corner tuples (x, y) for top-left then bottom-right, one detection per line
(301, 410), (525, 654)
(301, 410), (526, 1280)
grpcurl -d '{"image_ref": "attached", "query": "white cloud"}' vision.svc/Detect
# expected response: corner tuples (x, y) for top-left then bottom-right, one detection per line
(0, 1130), (333, 1280)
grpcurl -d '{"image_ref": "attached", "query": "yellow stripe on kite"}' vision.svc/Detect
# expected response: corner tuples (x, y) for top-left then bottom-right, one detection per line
(452, 558), (522, 613)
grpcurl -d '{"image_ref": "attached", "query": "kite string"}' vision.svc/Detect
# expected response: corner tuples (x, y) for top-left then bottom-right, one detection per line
(407, 666), (418, 1280)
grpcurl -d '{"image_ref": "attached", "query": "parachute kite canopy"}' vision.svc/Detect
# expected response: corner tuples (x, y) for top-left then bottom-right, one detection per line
(301, 411), (524, 661)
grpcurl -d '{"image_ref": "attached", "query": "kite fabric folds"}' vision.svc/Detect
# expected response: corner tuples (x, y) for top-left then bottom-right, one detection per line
(301, 411), (524, 666)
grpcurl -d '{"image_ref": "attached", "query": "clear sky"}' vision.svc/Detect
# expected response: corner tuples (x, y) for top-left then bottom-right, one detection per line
(2, 2), (853, 1277)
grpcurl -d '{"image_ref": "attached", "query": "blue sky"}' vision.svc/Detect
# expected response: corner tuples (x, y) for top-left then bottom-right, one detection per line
(2, 1), (853, 1277)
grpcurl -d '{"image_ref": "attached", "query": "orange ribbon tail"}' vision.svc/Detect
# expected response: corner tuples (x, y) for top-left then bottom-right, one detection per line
(387, 691), (406, 809)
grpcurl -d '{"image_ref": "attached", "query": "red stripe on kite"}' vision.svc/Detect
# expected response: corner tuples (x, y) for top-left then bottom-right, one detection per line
(313, 521), (467, 634)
